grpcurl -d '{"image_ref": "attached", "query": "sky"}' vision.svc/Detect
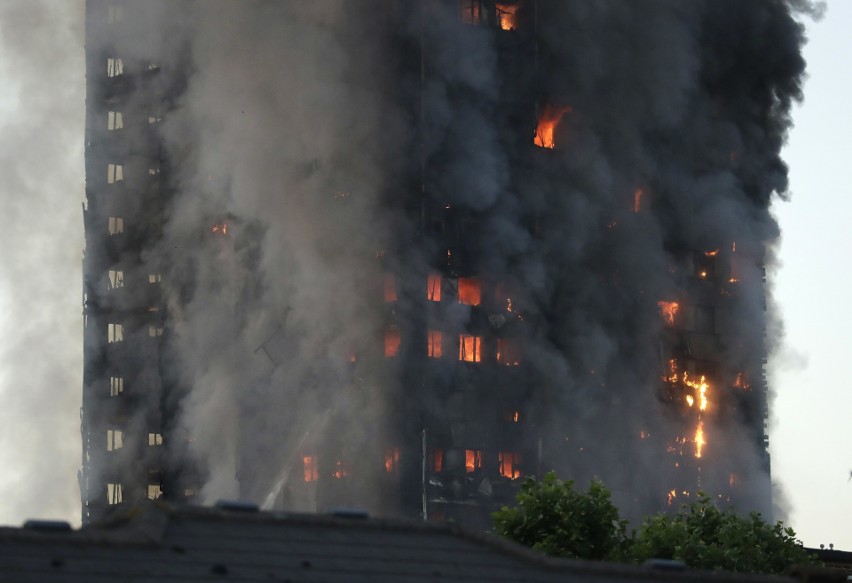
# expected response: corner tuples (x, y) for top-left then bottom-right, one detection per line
(0, 0), (848, 552)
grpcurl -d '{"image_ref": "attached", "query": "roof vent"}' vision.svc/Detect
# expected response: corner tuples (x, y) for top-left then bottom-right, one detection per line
(22, 520), (72, 533)
(214, 500), (259, 513)
(329, 507), (369, 519)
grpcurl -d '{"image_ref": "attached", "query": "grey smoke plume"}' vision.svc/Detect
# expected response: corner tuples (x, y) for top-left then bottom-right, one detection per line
(90, 0), (816, 522)
(0, 0), (85, 525)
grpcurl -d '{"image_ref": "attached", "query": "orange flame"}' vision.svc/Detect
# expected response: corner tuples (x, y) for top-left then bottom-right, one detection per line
(465, 449), (482, 473)
(734, 372), (750, 390)
(332, 460), (348, 479)
(427, 330), (443, 358)
(211, 223), (228, 235)
(384, 447), (400, 473)
(303, 455), (318, 482)
(498, 451), (521, 479)
(658, 301), (679, 326)
(534, 104), (572, 149)
(458, 277), (482, 305)
(496, 3), (519, 30)
(694, 421), (705, 458)
(633, 188), (644, 213)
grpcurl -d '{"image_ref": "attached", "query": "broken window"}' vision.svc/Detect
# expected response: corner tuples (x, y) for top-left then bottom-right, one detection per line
(465, 449), (483, 473)
(427, 272), (442, 302)
(496, 338), (520, 366)
(107, 5), (124, 24)
(384, 447), (400, 474)
(107, 163), (123, 184)
(148, 326), (164, 337)
(108, 269), (124, 290)
(459, 0), (481, 24)
(427, 330), (443, 358)
(498, 452), (522, 479)
(108, 216), (124, 235)
(148, 433), (163, 446)
(107, 111), (124, 131)
(148, 273), (162, 284)
(109, 376), (124, 397)
(303, 455), (318, 482)
(458, 334), (481, 363)
(107, 429), (123, 451)
(147, 484), (162, 500)
(106, 57), (124, 78)
(384, 274), (398, 302)
(108, 323), (124, 343)
(384, 326), (401, 358)
(457, 277), (481, 306)
(431, 448), (444, 472)
(107, 482), (123, 505)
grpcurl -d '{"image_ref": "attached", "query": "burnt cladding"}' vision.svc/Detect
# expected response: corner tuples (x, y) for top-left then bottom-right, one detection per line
(81, 0), (809, 526)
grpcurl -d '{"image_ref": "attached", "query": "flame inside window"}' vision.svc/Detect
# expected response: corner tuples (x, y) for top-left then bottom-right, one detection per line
(496, 338), (521, 366)
(303, 455), (318, 482)
(457, 277), (482, 306)
(657, 301), (679, 326)
(384, 326), (401, 358)
(498, 452), (522, 479)
(384, 274), (398, 302)
(427, 272), (442, 302)
(432, 448), (443, 472)
(427, 330), (443, 358)
(534, 104), (572, 149)
(734, 372), (749, 389)
(384, 447), (400, 473)
(459, 334), (482, 362)
(465, 449), (483, 473)
(496, 3), (519, 30)
(332, 460), (348, 479)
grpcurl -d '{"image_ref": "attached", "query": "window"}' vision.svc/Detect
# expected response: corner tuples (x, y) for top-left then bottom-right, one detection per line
(107, 163), (123, 184)
(465, 449), (483, 473)
(107, 5), (124, 24)
(108, 216), (124, 235)
(148, 273), (162, 284)
(427, 273), (442, 302)
(459, 0), (481, 24)
(457, 277), (481, 306)
(107, 57), (124, 78)
(107, 483), (123, 505)
(147, 484), (162, 500)
(108, 269), (124, 290)
(498, 452), (522, 479)
(458, 334), (481, 363)
(384, 447), (400, 474)
(303, 455), (318, 482)
(107, 429), (123, 451)
(107, 111), (123, 131)
(108, 323), (124, 343)
(109, 376), (124, 397)
(384, 274), (397, 302)
(496, 338), (520, 366)
(427, 330), (443, 358)
(148, 326), (164, 337)
(431, 448), (443, 472)
(496, 2), (519, 30)
(148, 433), (163, 446)
(384, 326), (401, 358)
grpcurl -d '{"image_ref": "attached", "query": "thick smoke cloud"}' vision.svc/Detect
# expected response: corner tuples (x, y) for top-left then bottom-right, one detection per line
(0, 1), (85, 525)
(91, 0), (815, 522)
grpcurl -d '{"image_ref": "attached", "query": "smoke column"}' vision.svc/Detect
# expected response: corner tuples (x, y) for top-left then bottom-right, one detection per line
(85, 0), (818, 522)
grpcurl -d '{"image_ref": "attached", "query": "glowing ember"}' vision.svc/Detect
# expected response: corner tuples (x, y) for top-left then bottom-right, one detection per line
(465, 449), (482, 473)
(211, 223), (228, 235)
(534, 104), (572, 149)
(496, 3), (519, 30)
(512, 411), (520, 422)
(658, 301), (679, 326)
(633, 188), (644, 213)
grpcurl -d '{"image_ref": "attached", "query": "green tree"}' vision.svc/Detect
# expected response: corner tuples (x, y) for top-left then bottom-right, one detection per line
(492, 471), (630, 561)
(493, 474), (816, 575)
(630, 495), (816, 574)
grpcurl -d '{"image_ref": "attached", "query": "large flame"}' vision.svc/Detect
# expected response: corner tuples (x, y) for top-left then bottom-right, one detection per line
(496, 3), (519, 30)
(534, 104), (572, 149)
(658, 301), (679, 326)
(694, 421), (705, 459)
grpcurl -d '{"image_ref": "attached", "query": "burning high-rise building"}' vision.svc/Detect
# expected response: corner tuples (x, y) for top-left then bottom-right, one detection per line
(81, 0), (809, 527)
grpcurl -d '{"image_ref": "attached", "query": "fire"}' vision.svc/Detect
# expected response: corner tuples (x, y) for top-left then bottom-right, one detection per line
(496, 338), (520, 366)
(639, 431), (649, 439)
(498, 452), (521, 479)
(683, 374), (709, 411)
(427, 272), (442, 301)
(694, 421), (705, 458)
(427, 330), (443, 358)
(685, 395), (694, 407)
(465, 449), (482, 473)
(511, 411), (520, 423)
(384, 326), (400, 358)
(534, 104), (572, 149)
(704, 249), (719, 257)
(332, 460), (348, 479)
(303, 455), (318, 482)
(459, 334), (482, 362)
(633, 188), (644, 213)
(734, 372), (750, 389)
(432, 448), (443, 472)
(658, 301), (679, 326)
(664, 358), (678, 383)
(458, 277), (482, 305)
(384, 447), (400, 473)
(496, 3), (520, 30)
(667, 489), (676, 505)
(210, 223), (228, 235)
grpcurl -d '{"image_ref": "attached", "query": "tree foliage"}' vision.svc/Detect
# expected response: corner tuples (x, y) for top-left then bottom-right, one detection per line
(492, 471), (629, 561)
(492, 472), (816, 575)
